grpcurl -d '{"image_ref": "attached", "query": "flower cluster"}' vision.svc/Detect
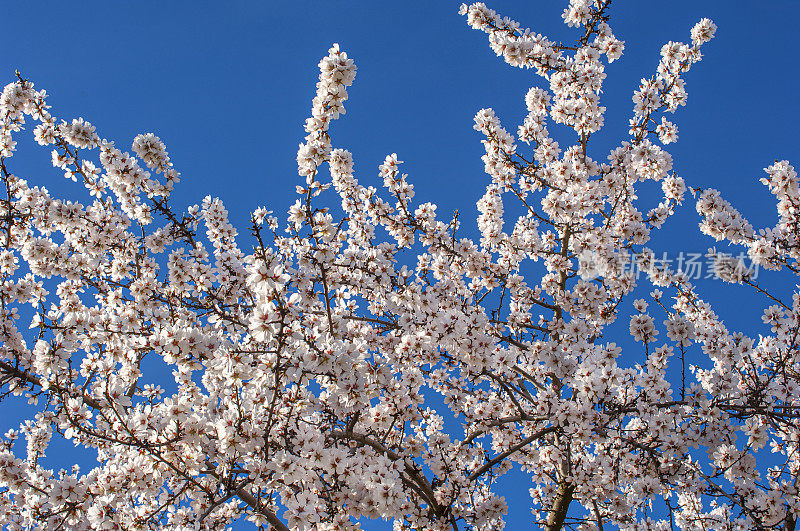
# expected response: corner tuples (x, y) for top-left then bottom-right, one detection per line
(297, 44), (356, 180)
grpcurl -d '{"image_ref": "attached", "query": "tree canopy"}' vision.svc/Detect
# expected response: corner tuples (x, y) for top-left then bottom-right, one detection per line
(0, 1), (798, 529)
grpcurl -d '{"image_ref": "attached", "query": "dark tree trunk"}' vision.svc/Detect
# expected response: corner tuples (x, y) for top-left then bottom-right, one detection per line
(545, 481), (574, 531)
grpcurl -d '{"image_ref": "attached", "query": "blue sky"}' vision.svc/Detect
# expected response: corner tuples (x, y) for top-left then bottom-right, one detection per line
(3, 0), (799, 528)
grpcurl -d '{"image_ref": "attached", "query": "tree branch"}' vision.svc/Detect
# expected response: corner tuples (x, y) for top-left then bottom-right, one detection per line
(468, 426), (557, 481)
(235, 488), (290, 531)
(545, 481), (575, 531)
(0, 359), (102, 410)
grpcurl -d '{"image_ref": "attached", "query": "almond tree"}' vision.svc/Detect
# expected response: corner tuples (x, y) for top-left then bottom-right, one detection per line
(0, 1), (798, 529)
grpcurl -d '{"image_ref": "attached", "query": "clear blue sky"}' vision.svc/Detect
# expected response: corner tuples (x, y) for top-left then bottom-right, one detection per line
(3, 1), (799, 528)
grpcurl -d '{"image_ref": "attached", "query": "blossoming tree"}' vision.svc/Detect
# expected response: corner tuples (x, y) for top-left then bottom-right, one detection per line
(0, 1), (798, 529)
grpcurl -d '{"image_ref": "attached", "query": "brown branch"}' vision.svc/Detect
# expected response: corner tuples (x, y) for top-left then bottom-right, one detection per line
(544, 481), (575, 531)
(0, 359), (102, 410)
(461, 414), (547, 446)
(468, 425), (558, 481)
(330, 430), (442, 514)
(235, 488), (290, 531)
